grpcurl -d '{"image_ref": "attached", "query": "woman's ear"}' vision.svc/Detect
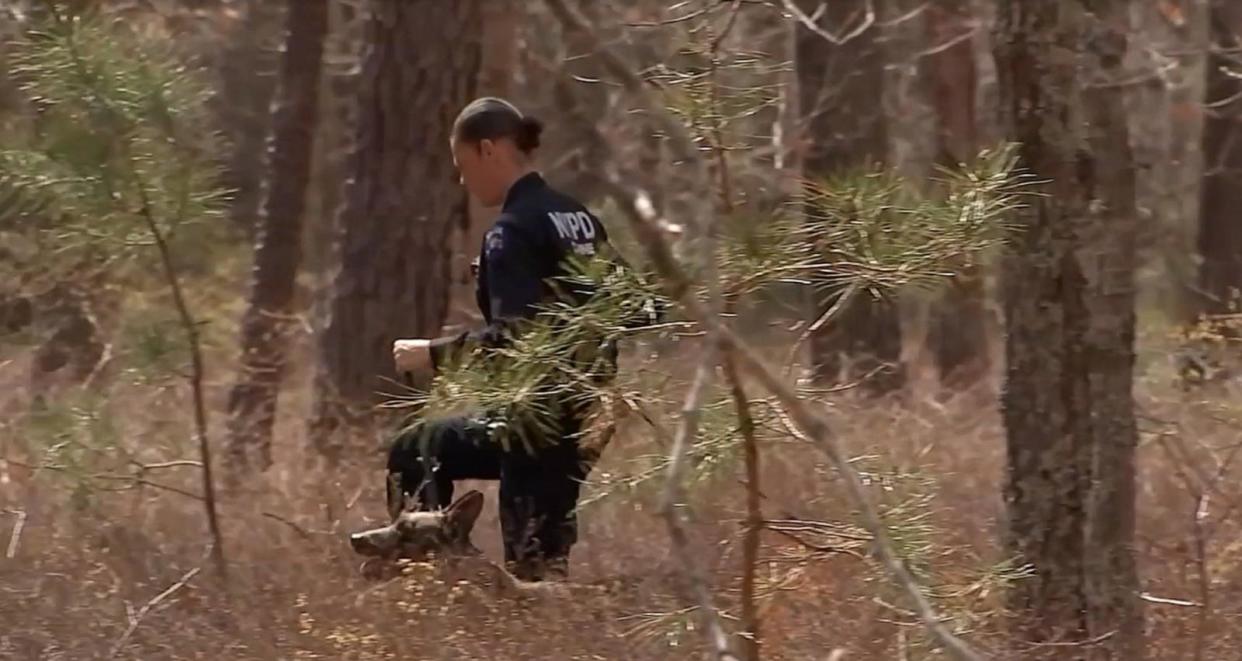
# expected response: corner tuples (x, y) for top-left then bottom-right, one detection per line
(477, 138), (495, 158)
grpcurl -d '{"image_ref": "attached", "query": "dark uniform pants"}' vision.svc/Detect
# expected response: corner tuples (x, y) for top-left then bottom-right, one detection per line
(385, 404), (595, 581)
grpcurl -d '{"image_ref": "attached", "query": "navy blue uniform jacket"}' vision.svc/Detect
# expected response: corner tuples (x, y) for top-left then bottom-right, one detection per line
(427, 171), (639, 369)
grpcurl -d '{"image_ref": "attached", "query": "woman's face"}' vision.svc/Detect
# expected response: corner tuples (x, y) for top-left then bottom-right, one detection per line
(451, 137), (505, 207)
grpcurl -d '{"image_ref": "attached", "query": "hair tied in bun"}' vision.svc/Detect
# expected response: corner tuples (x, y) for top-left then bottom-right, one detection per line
(517, 116), (544, 152)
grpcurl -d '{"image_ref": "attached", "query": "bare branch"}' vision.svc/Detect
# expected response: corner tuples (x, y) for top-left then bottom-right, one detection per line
(782, 282), (861, 377)
(660, 38), (738, 661)
(108, 557), (204, 658)
(133, 460), (203, 470)
(765, 524), (865, 560)
(609, 187), (984, 660)
(260, 511), (338, 539)
(3, 459), (207, 502)
(1140, 593), (1199, 608)
(660, 335), (739, 660)
(544, 2), (983, 657)
(780, 0), (876, 46)
(5, 509), (26, 559)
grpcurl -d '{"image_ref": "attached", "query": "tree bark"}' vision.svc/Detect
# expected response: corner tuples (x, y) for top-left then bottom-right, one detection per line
(304, 0), (365, 337)
(447, 1), (520, 330)
(794, 0), (904, 395)
(1125, 0), (1209, 328)
(308, 0), (482, 461)
(217, 0), (284, 239)
(995, 1), (1143, 657)
(924, 0), (993, 388)
(224, 0), (330, 474)
(1198, 1), (1242, 322)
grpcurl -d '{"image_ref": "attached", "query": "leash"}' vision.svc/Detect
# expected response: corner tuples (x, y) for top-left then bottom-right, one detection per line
(399, 369), (442, 513)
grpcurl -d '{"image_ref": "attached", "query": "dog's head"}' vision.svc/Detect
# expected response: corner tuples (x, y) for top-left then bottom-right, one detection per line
(348, 490), (485, 561)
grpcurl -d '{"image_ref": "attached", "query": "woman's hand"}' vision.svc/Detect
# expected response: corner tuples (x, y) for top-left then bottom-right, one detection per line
(392, 339), (433, 374)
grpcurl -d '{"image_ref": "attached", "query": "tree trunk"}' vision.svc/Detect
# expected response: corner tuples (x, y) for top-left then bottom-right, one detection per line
(1198, 1), (1242, 322)
(217, 0), (284, 239)
(304, 0), (366, 338)
(308, 0), (482, 461)
(924, 0), (993, 389)
(224, 0), (330, 474)
(794, 0), (904, 395)
(995, 1), (1144, 657)
(1125, 1), (1209, 328)
(447, 1), (520, 330)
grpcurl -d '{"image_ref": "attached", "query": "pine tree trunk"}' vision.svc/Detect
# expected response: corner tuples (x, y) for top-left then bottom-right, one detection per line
(1198, 1), (1242, 321)
(448, 1), (520, 330)
(304, 0), (366, 338)
(924, 0), (993, 389)
(794, 0), (904, 394)
(1126, 1), (1209, 328)
(308, 0), (482, 461)
(224, 0), (330, 474)
(217, 0), (284, 239)
(995, 1), (1143, 657)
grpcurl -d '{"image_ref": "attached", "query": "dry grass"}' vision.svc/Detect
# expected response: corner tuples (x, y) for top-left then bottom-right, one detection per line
(1, 309), (1240, 660)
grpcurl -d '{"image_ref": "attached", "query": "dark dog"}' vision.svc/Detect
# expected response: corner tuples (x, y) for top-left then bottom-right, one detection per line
(349, 489), (485, 575)
(348, 489), (614, 599)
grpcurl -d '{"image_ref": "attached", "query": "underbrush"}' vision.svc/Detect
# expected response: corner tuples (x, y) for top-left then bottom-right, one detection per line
(1, 319), (1241, 660)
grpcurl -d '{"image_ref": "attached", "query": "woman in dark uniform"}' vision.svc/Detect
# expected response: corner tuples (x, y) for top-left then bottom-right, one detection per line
(389, 97), (639, 582)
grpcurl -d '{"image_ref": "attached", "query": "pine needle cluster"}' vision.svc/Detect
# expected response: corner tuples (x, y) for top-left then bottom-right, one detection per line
(0, 4), (227, 285)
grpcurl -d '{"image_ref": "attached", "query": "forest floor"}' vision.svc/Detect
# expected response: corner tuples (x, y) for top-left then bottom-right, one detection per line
(1, 285), (1240, 660)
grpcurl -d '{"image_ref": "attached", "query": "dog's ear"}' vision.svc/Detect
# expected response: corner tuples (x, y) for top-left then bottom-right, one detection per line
(444, 490), (485, 538)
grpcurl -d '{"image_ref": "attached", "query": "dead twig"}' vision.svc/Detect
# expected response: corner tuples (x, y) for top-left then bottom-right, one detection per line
(1140, 593), (1199, 608)
(765, 524), (865, 560)
(133, 460), (203, 470)
(261, 511), (320, 539)
(1018, 630), (1117, 650)
(653, 120), (740, 661)
(2, 459), (207, 502)
(5, 509), (26, 559)
(782, 282), (860, 377)
(780, 0), (876, 46)
(702, 9), (759, 653)
(107, 557), (205, 658)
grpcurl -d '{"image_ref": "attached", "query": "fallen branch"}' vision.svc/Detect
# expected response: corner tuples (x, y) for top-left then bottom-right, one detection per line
(1140, 593), (1199, 608)
(261, 511), (335, 539)
(133, 460), (203, 470)
(5, 509), (26, 559)
(765, 524), (864, 559)
(765, 523), (865, 560)
(108, 559), (204, 658)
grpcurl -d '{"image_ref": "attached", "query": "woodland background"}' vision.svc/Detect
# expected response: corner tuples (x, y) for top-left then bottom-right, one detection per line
(0, 0), (1240, 659)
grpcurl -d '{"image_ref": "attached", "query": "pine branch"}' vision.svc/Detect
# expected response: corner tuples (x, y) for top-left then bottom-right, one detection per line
(541, 2), (988, 657)
(9, 6), (231, 580)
